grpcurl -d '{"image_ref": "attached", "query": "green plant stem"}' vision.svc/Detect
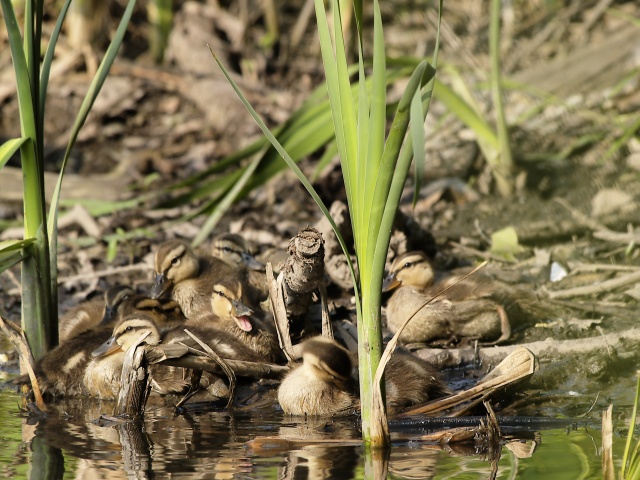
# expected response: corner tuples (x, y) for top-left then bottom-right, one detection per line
(490, 0), (514, 196)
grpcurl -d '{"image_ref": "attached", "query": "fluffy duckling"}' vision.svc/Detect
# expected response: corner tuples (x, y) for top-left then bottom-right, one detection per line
(212, 233), (270, 308)
(385, 349), (450, 415)
(278, 337), (357, 416)
(86, 312), (264, 398)
(383, 251), (508, 344)
(212, 233), (264, 271)
(34, 323), (116, 397)
(278, 337), (449, 416)
(197, 279), (281, 363)
(151, 239), (238, 319)
(27, 297), (184, 399)
(58, 285), (134, 342)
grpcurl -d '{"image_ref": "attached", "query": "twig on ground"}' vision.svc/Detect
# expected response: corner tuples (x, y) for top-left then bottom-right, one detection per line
(0, 316), (45, 411)
(546, 269), (640, 299)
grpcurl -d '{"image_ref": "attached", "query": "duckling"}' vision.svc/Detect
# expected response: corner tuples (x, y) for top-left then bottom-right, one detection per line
(59, 285), (135, 342)
(211, 233), (270, 308)
(212, 233), (264, 271)
(278, 337), (450, 417)
(385, 349), (450, 415)
(197, 279), (281, 363)
(383, 251), (509, 344)
(34, 323), (115, 397)
(278, 337), (357, 416)
(25, 296), (184, 399)
(150, 239), (237, 319)
(86, 312), (264, 398)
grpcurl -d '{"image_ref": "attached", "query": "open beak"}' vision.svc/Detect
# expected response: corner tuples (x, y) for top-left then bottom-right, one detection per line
(382, 273), (401, 293)
(91, 335), (122, 358)
(232, 299), (254, 332)
(242, 252), (264, 271)
(150, 273), (170, 299)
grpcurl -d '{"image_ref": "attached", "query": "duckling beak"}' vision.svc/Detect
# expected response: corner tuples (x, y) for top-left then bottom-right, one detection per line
(91, 335), (122, 358)
(232, 299), (254, 332)
(241, 252), (264, 271)
(382, 273), (401, 292)
(150, 273), (170, 299)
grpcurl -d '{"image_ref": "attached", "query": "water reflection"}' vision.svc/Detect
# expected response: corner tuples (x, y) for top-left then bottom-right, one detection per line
(0, 388), (625, 479)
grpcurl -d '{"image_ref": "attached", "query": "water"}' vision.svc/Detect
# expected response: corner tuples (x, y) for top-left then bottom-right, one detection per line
(0, 387), (632, 479)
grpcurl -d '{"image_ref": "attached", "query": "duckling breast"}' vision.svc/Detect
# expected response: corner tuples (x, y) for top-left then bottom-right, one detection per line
(278, 367), (357, 416)
(82, 354), (125, 399)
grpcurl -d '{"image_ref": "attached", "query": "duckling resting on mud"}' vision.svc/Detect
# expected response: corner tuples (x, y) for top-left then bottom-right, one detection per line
(382, 251), (546, 345)
(277, 337), (449, 416)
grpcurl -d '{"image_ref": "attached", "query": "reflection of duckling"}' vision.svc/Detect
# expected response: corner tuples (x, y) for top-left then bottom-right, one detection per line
(150, 239), (236, 319)
(278, 337), (450, 417)
(278, 337), (357, 416)
(383, 252), (508, 344)
(212, 233), (270, 308)
(59, 285), (134, 342)
(198, 280), (281, 362)
(86, 313), (264, 398)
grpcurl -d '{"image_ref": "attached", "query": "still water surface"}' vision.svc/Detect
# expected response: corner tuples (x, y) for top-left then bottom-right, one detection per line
(0, 386), (631, 479)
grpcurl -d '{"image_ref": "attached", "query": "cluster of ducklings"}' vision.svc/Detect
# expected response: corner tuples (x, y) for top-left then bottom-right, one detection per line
(22, 234), (531, 416)
(30, 234), (273, 400)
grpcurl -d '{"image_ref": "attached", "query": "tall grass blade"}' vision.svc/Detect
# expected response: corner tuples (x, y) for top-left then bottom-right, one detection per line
(412, 0), (442, 206)
(435, 79), (499, 149)
(409, 89), (425, 207)
(40, 0), (73, 121)
(0, 138), (28, 169)
(0, 239), (35, 274)
(47, 0), (138, 310)
(621, 374), (640, 478)
(360, 0), (385, 270)
(489, 0), (514, 196)
(192, 152), (264, 247)
(211, 48), (358, 291)
(315, 0), (356, 226)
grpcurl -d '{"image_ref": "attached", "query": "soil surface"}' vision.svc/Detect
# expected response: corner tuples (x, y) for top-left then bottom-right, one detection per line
(1, 0), (640, 414)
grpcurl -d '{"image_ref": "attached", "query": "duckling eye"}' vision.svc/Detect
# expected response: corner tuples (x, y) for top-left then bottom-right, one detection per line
(403, 262), (413, 269)
(216, 291), (225, 297)
(125, 326), (133, 332)
(223, 246), (234, 253)
(171, 256), (180, 266)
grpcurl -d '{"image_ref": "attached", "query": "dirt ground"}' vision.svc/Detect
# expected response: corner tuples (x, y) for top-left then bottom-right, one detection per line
(1, 0), (640, 410)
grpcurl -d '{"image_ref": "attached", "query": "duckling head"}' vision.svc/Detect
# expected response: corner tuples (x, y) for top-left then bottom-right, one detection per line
(300, 337), (353, 389)
(151, 240), (200, 299)
(91, 314), (162, 358)
(211, 281), (255, 332)
(382, 251), (434, 292)
(100, 285), (135, 325)
(212, 233), (264, 271)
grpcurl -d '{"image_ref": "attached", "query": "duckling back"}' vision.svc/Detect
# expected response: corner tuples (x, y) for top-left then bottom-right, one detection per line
(385, 349), (450, 415)
(58, 285), (135, 342)
(211, 233), (269, 307)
